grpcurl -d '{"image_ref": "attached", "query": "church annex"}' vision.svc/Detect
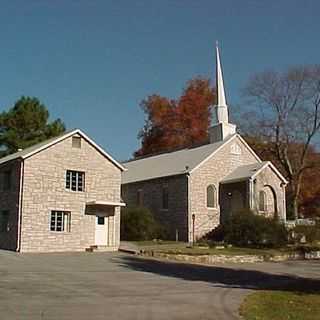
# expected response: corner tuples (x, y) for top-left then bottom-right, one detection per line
(122, 45), (287, 242)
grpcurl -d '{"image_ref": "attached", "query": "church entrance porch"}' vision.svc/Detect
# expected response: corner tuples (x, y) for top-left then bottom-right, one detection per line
(219, 180), (249, 222)
(219, 161), (287, 223)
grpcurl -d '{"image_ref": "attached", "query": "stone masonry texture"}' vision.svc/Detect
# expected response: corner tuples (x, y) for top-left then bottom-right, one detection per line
(18, 134), (122, 252)
(189, 137), (258, 241)
(122, 136), (286, 243)
(122, 175), (189, 241)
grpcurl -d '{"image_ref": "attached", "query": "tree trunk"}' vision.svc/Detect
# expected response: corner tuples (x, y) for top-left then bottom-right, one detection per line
(292, 175), (302, 220)
(292, 194), (299, 220)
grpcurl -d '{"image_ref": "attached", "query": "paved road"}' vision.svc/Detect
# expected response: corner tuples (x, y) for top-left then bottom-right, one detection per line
(0, 250), (319, 320)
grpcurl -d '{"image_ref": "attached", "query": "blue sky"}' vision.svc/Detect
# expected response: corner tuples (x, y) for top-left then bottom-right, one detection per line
(0, 1), (319, 160)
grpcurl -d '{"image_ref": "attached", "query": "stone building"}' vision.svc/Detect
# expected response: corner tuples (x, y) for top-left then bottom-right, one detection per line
(122, 45), (287, 242)
(0, 129), (125, 252)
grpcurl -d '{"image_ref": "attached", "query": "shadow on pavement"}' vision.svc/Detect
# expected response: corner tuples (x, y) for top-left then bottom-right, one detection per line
(118, 255), (320, 294)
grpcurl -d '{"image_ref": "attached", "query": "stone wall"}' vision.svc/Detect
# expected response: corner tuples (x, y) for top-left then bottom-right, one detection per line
(253, 166), (286, 221)
(0, 160), (21, 251)
(122, 175), (189, 241)
(20, 134), (122, 252)
(189, 136), (258, 241)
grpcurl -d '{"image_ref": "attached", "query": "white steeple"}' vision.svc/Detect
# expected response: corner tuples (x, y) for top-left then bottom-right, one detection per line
(215, 42), (229, 123)
(216, 43), (227, 108)
(209, 42), (236, 143)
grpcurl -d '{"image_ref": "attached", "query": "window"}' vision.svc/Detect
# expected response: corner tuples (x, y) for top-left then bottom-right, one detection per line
(97, 216), (105, 225)
(2, 171), (11, 191)
(50, 211), (71, 232)
(72, 136), (81, 148)
(231, 143), (242, 155)
(162, 185), (168, 210)
(137, 189), (143, 206)
(259, 191), (267, 212)
(66, 170), (85, 191)
(207, 185), (217, 208)
(0, 210), (9, 232)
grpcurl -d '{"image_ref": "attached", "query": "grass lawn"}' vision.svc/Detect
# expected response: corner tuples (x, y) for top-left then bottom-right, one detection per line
(240, 291), (320, 320)
(132, 241), (296, 257)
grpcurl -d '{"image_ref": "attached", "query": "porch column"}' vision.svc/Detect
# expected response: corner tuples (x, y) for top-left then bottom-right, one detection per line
(248, 178), (254, 210)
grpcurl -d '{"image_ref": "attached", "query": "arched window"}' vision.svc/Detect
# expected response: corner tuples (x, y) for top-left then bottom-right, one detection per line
(207, 185), (217, 208)
(259, 190), (266, 212)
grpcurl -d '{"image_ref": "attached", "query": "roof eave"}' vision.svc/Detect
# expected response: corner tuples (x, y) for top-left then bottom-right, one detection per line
(122, 172), (188, 185)
(220, 177), (249, 184)
(20, 129), (125, 171)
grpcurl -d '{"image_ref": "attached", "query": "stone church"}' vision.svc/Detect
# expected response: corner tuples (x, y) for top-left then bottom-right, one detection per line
(122, 45), (287, 242)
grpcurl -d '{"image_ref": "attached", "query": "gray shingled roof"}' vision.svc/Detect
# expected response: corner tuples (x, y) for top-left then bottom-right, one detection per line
(221, 162), (268, 183)
(122, 134), (236, 184)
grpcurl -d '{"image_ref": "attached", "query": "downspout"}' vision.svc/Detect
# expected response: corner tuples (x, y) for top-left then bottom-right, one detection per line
(17, 159), (24, 252)
(186, 173), (191, 244)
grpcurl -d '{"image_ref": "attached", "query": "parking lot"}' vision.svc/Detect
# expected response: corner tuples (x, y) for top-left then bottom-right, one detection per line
(0, 250), (319, 320)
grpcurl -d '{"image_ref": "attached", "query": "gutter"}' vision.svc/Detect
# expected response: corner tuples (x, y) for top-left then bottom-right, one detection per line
(16, 159), (24, 252)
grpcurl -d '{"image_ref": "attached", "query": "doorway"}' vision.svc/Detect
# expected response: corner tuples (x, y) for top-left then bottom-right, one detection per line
(95, 215), (108, 246)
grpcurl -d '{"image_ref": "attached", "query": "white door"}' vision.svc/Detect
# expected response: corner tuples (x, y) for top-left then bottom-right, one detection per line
(95, 216), (108, 246)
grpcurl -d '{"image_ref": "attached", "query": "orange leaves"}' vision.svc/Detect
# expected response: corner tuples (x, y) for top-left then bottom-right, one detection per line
(135, 77), (215, 157)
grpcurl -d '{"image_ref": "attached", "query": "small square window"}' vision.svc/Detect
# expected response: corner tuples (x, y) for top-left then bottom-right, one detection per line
(97, 217), (105, 225)
(72, 136), (81, 148)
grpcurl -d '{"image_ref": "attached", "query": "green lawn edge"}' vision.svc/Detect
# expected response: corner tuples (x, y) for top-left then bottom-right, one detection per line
(239, 291), (320, 320)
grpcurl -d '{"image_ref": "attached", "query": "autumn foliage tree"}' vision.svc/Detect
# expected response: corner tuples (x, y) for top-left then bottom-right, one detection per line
(135, 77), (215, 157)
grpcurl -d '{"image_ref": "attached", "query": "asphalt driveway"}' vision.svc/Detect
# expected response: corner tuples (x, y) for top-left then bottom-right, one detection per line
(0, 250), (319, 320)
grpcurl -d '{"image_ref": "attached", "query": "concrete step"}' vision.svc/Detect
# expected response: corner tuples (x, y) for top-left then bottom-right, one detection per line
(85, 245), (117, 252)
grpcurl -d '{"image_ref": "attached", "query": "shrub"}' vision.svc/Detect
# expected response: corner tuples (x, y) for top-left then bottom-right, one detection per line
(292, 225), (320, 243)
(204, 210), (288, 248)
(120, 207), (167, 241)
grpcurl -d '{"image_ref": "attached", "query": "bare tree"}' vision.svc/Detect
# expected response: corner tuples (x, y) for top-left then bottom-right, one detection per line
(243, 65), (320, 220)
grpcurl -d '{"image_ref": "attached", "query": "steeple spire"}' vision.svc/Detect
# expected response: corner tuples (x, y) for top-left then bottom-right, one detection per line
(214, 42), (229, 124)
(209, 42), (236, 143)
(216, 42), (227, 108)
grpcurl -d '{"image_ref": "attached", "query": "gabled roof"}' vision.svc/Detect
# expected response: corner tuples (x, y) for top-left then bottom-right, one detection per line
(0, 129), (125, 171)
(221, 162), (268, 183)
(122, 134), (239, 184)
(221, 161), (288, 184)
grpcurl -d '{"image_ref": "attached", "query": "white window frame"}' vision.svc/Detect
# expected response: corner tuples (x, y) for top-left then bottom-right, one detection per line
(50, 211), (71, 232)
(206, 184), (217, 209)
(66, 170), (85, 192)
(259, 190), (267, 212)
